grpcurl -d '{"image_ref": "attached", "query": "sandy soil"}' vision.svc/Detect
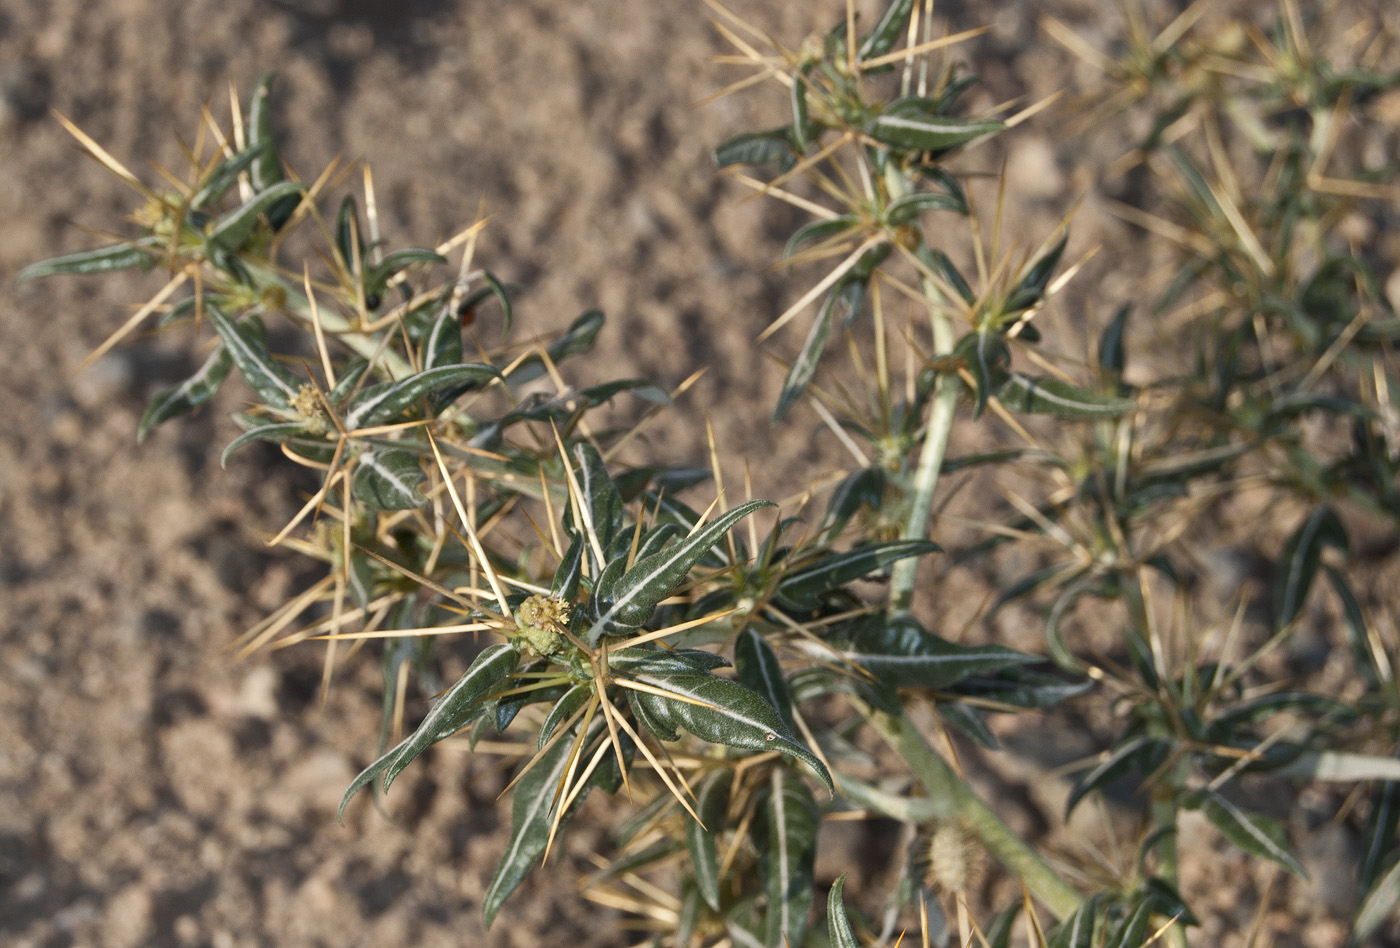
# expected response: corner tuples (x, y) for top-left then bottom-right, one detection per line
(2, 1), (1395, 946)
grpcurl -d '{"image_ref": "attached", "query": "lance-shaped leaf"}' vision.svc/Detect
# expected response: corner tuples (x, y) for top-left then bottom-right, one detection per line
(1186, 790), (1308, 877)
(948, 665), (1092, 710)
(822, 466), (885, 538)
(483, 722), (588, 928)
(866, 110), (1004, 153)
(1099, 304), (1130, 376)
(220, 420), (307, 467)
(206, 179), (305, 254)
(247, 74), (286, 192)
(421, 300), (463, 371)
(776, 539), (940, 610)
(1360, 768), (1400, 893)
(1355, 856), (1400, 945)
(1274, 506), (1348, 632)
(337, 734), (412, 824)
(996, 373), (1135, 419)
(586, 499), (773, 643)
(365, 248), (447, 298)
(775, 289), (836, 421)
(857, 0), (915, 60)
(620, 665), (831, 788)
(139, 342), (234, 440)
(353, 448), (427, 510)
(573, 442), (626, 563)
(784, 215), (860, 260)
(1005, 234), (1068, 313)
(17, 236), (162, 282)
(736, 628), (795, 731)
(1047, 894), (1107, 948)
(826, 875), (860, 948)
(715, 126), (797, 168)
(345, 363), (500, 430)
(688, 769), (731, 911)
(956, 330), (1010, 420)
(886, 189), (965, 225)
(207, 306), (303, 411)
(1206, 692), (1355, 742)
(758, 768), (819, 948)
(1066, 735), (1170, 816)
(537, 683), (592, 749)
(1103, 896), (1152, 948)
(378, 642), (519, 793)
(550, 533), (586, 601)
(507, 309), (605, 386)
(190, 142), (270, 210)
(836, 614), (1035, 689)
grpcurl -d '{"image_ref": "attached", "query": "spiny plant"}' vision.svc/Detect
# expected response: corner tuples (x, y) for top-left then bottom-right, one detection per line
(21, 0), (1400, 945)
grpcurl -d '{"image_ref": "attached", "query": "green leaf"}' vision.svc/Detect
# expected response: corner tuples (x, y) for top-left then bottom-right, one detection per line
(777, 539), (940, 609)
(1360, 770), (1400, 893)
(537, 683), (592, 749)
(1190, 790), (1308, 877)
(1006, 234), (1068, 313)
(17, 237), (160, 282)
(483, 721), (590, 928)
(1274, 506), (1348, 632)
(586, 499), (773, 643)
(207, 306), (304, 410)
(1104, 896), (1153, 948)
(857, 0), (916, 61)
(836, 614), (1036, 689)
(784, 215), (860, 260)
(336, 195), (365, 272)
(206, 179), (305, 254)
(346, 547), (374, 612)
(886, 189), (965, 225)
(996, 373), (1136, 419)
(380, 642), (519, 791)
(821, 466), (885, 538)
(550, 533), (586, 601)
(344, 363), (500, 429)
(220, 420), (307, 467)
(1354, 854), (1400, 945)
(573, 442), (626, 564)
(1047, 896), (1102, 948)
(826, 875), (860, 948)
(365, 248), (447, 297)
(1206, 692), (1355, 741)
(774, 288), (837, 421)
(938, 701), (997, 748)
(1066, 736), (1170, 816)
(619, 664), (831, 788)
(421, 299), (463, 371)
(1099, 304), (1130, 376)
(138, 342), (234, 440)
(246, 75), (287, 193)
(353, 448), (427, 510)
(759, 768), (819, 948)
(688, 769), (731, 911)
(715, 127), (796, 168)
(736, 628), (795, 731)
(190, 142), (270, 210)
(337, 734), (412, 824)
(507, 309), (605, 387)
(866, 111), (1003, 153)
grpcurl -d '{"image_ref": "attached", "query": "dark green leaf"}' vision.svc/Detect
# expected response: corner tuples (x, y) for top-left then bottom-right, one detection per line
(190, 142), (270, 210)
(827, 875), (860, 948)
(1005, 234), (1068, 313)
(206, 180), (304, 253)
(1104, 896), (1152, 948)
(836, 614), (1035, 689)
(735, 628), (795, 731)
(774, 288), (836, 421)
(382, 642), (519, 791)
(338, 734), (412, 824)
(688, 769), (731, 912)
(246, 75), (287, 193)
(1047, 896), (1101, 948)
(790, 72), (812, 152)
(715, 127), (796, 168)
(759, 768), (819, 948)
(536, 683), (591, 749)
(1066, 736), (1170, 816)
(220, 420), (308, 467)
(821, 466), (885, 537)
(483, 721), (590, 928)
(857, 0), (915, 60)
(886, 189), (965, 225)
(353, 448), (427, 510)
(366, 248), (448, 297)
(785, 216), (861, 260)
(1206, 692), (1355, 741)
(346, 547), (374, 612)
(345, 363), (500, 429)
(17, 237), (161, 282)
(573, 442), (626, 564)
(1274, 506), (1348, 632)
(777, 539), (939, 609)
(1355, 856), (1400, 945)
(997, 373), (1136, 419)
(1190, 790), (1308, 877)
(506, 309), (605, 387)
(421, 300), (463, 371)
(938, 701), (997, 748)
(1099, 304), (1130, 377)
(867, 111), (1003, 153)
(550, 533), (586, 601)
(586, 499), (773, 643)
(619, 666), (831, 788)
(207, 306), (303, 410)
(138, 342), (233, 440)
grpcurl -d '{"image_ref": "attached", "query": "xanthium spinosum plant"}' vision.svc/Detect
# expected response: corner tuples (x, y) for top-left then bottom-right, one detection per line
(21, 0), (1400, 945)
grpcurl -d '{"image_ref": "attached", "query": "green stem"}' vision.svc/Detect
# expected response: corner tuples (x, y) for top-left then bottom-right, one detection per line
(857, 701), (1083, 921)
(885, 165), (958, 615)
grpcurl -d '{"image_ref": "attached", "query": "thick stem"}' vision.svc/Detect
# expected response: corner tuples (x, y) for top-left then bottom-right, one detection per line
(858, 701), (1083, 922)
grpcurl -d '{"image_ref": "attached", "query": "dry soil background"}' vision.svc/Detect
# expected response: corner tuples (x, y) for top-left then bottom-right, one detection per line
(1, 1), (1395, 947)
